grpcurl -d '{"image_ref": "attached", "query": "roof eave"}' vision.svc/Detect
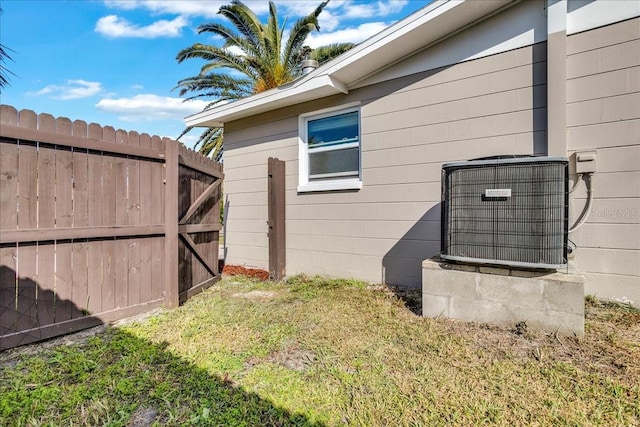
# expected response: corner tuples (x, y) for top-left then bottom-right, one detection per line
(185, 0), (515, 128)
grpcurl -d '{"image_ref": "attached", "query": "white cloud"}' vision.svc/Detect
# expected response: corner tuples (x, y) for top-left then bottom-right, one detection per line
(95, 15), (188, 38)
(306, 22), (389, 47)
(27, 80), (103, 100)
(95, 94), (209, 122)
(340, 1), (409, 19)
(103, 1), (264, 18)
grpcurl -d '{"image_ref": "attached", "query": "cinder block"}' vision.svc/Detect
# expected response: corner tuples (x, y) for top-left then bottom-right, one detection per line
(422, 266), (478, 298)
(449, 297), (513, 326)
(477, 276), (545, 308)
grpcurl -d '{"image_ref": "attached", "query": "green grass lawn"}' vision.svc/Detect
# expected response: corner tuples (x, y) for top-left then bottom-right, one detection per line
(1, 275), (639, 426)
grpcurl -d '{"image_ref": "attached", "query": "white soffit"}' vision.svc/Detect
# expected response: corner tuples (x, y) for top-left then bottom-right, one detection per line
(186, 0), (515, 128)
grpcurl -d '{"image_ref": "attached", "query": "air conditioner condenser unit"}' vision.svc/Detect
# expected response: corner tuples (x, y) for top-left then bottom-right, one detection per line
(441, 156), (569, 269)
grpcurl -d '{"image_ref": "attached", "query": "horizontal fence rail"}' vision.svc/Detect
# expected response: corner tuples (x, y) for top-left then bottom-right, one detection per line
(0, 105), (222, 350)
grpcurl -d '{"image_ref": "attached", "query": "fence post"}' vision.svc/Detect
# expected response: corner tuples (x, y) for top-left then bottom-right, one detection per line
(164, 139), (179, 308)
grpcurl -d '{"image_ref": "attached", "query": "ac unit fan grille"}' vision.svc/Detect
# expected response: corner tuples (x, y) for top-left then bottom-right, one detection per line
(442, 160), (568, 268)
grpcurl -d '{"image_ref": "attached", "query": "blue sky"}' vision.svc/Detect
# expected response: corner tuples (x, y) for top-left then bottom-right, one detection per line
(1, 0), (426, 148)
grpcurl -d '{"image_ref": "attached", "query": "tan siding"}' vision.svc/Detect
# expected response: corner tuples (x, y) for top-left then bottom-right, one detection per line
(567, 19), (640, 306)
(566, 17), (640, 55)
(223, 40), (545, 286)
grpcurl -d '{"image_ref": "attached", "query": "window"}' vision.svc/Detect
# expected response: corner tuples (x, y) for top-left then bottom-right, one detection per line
(298, 105), (362, 192)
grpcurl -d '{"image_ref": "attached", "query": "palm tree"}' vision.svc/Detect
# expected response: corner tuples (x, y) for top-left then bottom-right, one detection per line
(0, 7), (15, 89)
(175, 0), (354, 160)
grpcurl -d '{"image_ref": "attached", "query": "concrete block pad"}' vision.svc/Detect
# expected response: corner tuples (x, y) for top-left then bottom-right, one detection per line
(422, 294), (450, 318)
(544, 279), (585, 315)
(422, 259), (585, 336)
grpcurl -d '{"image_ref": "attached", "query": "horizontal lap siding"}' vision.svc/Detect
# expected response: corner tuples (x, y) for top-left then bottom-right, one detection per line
(224, 40), (546, 285)
(567, 17), (640, 305)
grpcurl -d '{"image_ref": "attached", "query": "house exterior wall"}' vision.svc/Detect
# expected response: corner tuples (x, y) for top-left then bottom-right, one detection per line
(566, 17), (640, 306)
(221, 2), (639, 306)
(223, 42), (547, 286)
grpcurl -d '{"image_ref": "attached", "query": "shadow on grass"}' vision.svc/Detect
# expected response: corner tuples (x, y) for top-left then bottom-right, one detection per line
(0, 325), (324, 426)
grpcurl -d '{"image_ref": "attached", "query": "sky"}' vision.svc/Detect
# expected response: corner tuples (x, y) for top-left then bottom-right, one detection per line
(1, 0), (427, 148)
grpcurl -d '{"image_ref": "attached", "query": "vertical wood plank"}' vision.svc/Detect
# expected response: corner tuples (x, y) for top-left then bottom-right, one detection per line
(17, 141), (37, 230)
(102, 154), (116, 226)
(86, 240), (103, 314)
(101, 239), (116, 312)
(127, 131), (140, 225)
(87, 151), (104, 227)
(138, 134), (153, 303)
(139, 237), (152, 304)
(55, 241), (73, 323)
(38, 144), (56, 230)
(72, 120), (89, 228)
(15, 243), (38, 332)
(0, 105), (18, 126)
(115, 153), (128, 226)
(128, 239), (140, 305)
(0, 140), (18, 231)
(151, 237), (164, 301)
(115, 239), (128, 308)
(0, 245), (18, 337)
(37, 242), (56, 327)
(55, 146), (74, 228)
(71, 240), (88, 318)
(164, 139), (179, 308)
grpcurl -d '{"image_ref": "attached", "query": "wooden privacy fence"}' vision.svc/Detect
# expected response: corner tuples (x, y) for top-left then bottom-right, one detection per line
(0, 105), (223, 350)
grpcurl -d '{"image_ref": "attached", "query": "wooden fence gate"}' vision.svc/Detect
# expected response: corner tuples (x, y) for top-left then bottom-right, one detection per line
(0, 106), (222, 350)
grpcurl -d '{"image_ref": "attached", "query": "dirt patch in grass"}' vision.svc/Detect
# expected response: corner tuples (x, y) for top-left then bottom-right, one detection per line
(222, 264), (270, 281)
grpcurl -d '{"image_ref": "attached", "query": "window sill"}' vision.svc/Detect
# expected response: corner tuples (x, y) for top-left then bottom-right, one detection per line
(297, 179), (362, 193)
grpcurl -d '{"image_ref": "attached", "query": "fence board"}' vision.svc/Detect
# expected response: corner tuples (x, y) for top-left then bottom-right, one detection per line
(18, 141), (37, 229)
(15, 243), (38, 332)
(101, 239), (116, 312)
(38, 145), (56, 229)
(87, 240), (103, 314)
(88, 152), (104, 227)
(72, 241), (89, 318)
(0, 141), (18, 230)
(56, 147), (74, 228)
(0, 105), (18, 126)
(37, 242), (56, 327)
(0, 245), (17, 336)
(115, 155), (128, 226)
(55, 241), (73, 323)
(115, 239), (128, 308)
(139, 238), (153, 304)
(73, 147), (89, 228)
(128, 239), (140, 305)
(103, 154), (116, 226)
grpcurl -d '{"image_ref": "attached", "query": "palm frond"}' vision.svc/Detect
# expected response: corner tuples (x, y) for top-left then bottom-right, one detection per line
(282, 1), (328, 70)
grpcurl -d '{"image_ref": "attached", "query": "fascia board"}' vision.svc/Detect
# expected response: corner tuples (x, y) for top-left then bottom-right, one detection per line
(185, 74), (346, 128)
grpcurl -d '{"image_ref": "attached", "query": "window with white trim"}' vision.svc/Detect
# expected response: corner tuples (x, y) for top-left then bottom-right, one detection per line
(298, 105), (362, 192)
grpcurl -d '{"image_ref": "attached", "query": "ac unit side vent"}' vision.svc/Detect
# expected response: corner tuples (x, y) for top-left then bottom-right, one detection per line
(441, 157), (569, 269)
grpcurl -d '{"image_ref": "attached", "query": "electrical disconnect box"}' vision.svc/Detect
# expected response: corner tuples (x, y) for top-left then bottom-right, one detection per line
(576, 151), (597, 174)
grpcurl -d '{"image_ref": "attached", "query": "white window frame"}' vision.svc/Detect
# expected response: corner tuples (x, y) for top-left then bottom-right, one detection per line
(298, 103), (362, 193)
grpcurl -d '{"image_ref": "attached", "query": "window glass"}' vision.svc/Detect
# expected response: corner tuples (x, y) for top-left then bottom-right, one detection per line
(308, 111), (359, 148)
(309, 147), (359, 178)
